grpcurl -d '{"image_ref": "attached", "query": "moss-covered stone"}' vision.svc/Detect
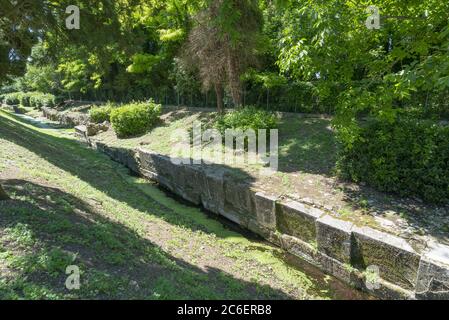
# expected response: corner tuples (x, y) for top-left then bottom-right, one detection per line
(415, 242), (449, 299)
(316, 215), (353, 264)
(254, 192), (278, 230)
(276, 200), (324, 244)
(352, 226), (420, 290)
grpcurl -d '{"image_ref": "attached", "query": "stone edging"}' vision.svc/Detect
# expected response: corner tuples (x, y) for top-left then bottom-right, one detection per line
(56, 114), (448, 299)
(42, 107), (89, 127)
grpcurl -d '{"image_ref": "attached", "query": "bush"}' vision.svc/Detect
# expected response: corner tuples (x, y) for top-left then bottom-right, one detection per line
(337, 118), (449, 204)
(214, 106), (279, 136)
(1, 92), (56, 109)
(3, 92), (23, 105)
(29, 92), (56, 109)
(110, 101), (161, 138)
(89, 103), (115, 123)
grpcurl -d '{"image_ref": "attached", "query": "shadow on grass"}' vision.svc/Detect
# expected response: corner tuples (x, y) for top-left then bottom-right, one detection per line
(277, 116), (337, 176)
(0, 112), (257, 239)
(0, 179), (292, 299)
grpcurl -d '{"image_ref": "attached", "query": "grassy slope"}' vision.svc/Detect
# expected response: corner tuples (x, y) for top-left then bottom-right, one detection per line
(92, 108), (449, 245)
(0, 110), (368, 300)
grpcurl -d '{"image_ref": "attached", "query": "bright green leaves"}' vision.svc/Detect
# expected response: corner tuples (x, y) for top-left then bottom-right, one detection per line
(126, 54), (163, 74)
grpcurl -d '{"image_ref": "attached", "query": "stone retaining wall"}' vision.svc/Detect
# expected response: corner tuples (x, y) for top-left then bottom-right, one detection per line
(42, 107), (89, 127)
(60, 113), (449, 299)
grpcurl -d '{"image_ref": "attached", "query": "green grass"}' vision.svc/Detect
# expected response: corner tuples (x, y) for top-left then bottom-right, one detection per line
(0, 110), (365, 300)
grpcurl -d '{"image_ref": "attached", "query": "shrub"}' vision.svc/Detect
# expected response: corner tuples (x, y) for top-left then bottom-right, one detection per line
(89, 103), (115, 123)
(110, 101), (161, 138)
(214, 106), (279, 136)
(337, 118), (449, 204)
(29, 92), (56, 109)
(3, 92), (23, 105)
(19, 92), (32, 106)
(19, 92), (41, 107)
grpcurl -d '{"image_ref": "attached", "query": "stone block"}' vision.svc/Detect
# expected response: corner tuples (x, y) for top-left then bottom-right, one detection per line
(223, 177), (255, 217)
(74, 125), (87, 140)
(254, 192), (277, 230)
(174, 165), (202, 205)
(316, 215), (353, 264)
(200, 168), (226, 216)
(352, 226), (420, 290)
(276, 200), (324, 243)
(138, 148), (157, 176)
(415, 242), (449, 300)
(316, 251), (362, 287)
(247, 219), (281, 246)
(279, 234), (318, 266)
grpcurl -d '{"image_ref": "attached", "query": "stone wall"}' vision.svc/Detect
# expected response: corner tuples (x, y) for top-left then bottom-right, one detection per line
(42, 107), (89, 127)
(67, 114), (449, 300)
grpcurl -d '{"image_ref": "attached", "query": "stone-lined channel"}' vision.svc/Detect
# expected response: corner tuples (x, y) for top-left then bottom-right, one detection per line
(3, 109), (374, 300)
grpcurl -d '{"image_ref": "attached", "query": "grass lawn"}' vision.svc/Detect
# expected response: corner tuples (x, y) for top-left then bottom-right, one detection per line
(0, 110), (369, 300)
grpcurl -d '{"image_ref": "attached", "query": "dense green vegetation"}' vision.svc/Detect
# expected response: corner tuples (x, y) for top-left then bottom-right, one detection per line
(1, 0), (449, 202)
(215, 106), (279, 137)
(110, 101), (162, 138)
(89, 103), (116, 123)
(338, 119), (449, 204)
(0, 92), (57, 109)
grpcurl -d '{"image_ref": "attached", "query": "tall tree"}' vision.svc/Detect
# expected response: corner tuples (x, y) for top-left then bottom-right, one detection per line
(183, 0), (263, 111)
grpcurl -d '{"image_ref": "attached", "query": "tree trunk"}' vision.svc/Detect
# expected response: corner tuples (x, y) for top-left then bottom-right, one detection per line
(226, 50), (242, 108)
(214, 83), (224, 114)
(0, 184), (9, 201)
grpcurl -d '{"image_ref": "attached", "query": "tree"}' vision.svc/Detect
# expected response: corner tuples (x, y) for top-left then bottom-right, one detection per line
(0, 184), (9, 201)
(182, 0), (263, 111)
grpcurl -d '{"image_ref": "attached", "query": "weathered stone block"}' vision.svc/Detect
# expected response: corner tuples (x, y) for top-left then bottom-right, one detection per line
(174, 165), (202, 205)
(276, 200), (324, 243)
(137, 149), (176, 191)
(415, 242), (449, 300)
(86, 122), (108, 136)
(123, 149), (139, 174)
(223, 177), (255, 217)
(75, 125), (87, 140)
(316, 251), (362, 287)
(153, 155), (176, 191)
(316, 215), (353, 264)
(280, 234), (318, 266)
(200, 168), (226, 216)
(254, 192), (277, 230)
(352, 226), (420, 290)
(138, 148), (157, 176)
(247, 219), (281, 246)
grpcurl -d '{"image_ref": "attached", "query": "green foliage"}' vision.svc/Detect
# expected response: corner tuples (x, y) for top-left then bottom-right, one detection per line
(338, 118), (449, 204)
(3, 92), (23, 105)
(89, 103), (116, 123)
(2, 92), (56, 108)
(110, 101), (162, 138)
(127, 54), (163, 74)
(215, 106), (279, 135)
(28, 92), (56, 109)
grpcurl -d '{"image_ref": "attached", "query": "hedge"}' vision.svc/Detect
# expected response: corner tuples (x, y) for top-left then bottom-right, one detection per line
(1, 92), (57, 109)
(214, 105), (279, 137)
(337, 118), (449, 204)
(110, 101), (161, 138)
(89, 103), (116, 123)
